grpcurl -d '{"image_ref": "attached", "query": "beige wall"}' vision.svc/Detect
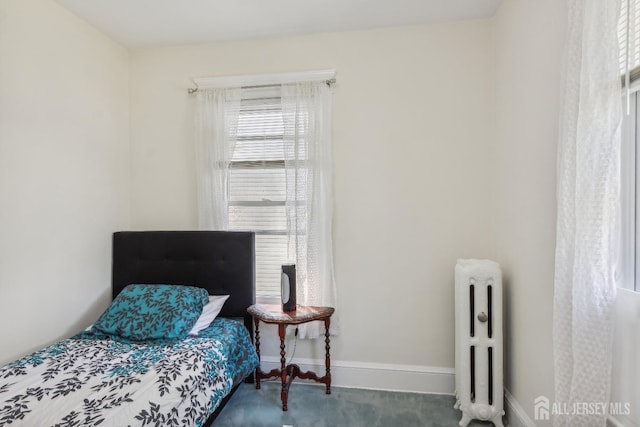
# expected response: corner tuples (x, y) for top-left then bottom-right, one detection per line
(129, 21), (497, 368)
(493, 0), (567, 424)
(0, 0), (130, 364)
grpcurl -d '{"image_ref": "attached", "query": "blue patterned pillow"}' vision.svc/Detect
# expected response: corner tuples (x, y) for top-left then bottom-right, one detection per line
(93, 284), (210, 340)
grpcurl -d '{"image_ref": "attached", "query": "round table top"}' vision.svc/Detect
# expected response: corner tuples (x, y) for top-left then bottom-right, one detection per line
(247, 304), (335, 324)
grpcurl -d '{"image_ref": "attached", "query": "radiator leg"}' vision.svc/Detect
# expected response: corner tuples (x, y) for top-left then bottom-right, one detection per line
(459, 412), (472, 427)
(490, 413), (505, 427)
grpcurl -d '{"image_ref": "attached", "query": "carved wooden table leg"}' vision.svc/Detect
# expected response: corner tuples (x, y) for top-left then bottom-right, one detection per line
(278, 324), (288, 411)
(324, 317), (332, 395)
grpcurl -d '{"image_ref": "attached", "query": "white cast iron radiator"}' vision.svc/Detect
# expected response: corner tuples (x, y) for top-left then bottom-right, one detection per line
(454, 259), (504, 427)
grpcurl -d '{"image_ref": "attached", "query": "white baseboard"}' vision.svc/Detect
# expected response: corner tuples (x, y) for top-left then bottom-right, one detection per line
(607, 414), (638, 427)
(503, 389), (536, 427)
(258, 356), (455, 395)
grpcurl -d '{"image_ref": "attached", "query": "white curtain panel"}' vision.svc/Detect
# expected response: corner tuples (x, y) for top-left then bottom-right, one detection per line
(554, 0), (622, 426)
(281, 82), (338, 338)
(195, 88), (241, 230)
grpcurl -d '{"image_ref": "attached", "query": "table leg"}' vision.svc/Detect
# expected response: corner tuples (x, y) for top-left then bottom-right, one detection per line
(324, 318), (332, 395)
(278, 324), (289, 411)
(254, 317), (261, 389)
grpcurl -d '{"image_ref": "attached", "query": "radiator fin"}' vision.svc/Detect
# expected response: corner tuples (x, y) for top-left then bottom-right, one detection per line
(488, 284), (493, 339)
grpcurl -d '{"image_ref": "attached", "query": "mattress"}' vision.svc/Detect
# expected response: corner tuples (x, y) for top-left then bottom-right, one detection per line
(0, 318), (258, 426)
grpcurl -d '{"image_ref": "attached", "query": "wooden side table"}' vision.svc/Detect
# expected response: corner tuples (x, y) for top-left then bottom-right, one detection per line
(247, 304), (335, 411)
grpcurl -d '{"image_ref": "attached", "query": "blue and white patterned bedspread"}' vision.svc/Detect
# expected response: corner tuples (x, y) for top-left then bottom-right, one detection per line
(0, 318), (258, 427)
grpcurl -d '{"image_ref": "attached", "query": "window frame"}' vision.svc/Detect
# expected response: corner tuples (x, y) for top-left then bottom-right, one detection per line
(619, 89), (640, 291)
(226, 87), (308, 300)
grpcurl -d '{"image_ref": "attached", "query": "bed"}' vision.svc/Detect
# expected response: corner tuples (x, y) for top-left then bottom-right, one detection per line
(0, 231), (258, 427)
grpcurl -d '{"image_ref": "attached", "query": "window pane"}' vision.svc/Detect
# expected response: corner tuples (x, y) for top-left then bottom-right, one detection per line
(619, 0), (640, 74)
(229, 167), (286, 202)
(228, 205), (287, 232)
(255, 234), (289, 297)
(233, 138), (285, 162)
(234, 97), (285, 162)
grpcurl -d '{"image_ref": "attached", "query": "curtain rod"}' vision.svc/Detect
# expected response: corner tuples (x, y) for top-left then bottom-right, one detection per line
(187, 78), (336, 94)
(187, 70), (337, 94)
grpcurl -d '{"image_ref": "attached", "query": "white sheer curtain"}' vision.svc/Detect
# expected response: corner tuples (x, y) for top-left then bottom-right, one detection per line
(194, 88), (241, 230)
(554, 0), (622, 426)
(195, 81), (338, 338)
(281, 82), (338, 338)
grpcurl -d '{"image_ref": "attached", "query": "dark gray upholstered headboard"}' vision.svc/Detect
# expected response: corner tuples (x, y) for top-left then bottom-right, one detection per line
(112, 231), (255, 332)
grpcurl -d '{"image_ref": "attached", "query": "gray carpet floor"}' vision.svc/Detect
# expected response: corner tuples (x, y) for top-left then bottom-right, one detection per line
(213, 381), (497, 427)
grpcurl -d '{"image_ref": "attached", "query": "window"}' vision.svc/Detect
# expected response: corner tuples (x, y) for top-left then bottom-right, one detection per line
(227, 87), (304, 298)
(618, 0), (640, 291)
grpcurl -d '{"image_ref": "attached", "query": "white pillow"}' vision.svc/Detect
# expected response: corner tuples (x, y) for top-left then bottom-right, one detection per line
(189, 295), (230, 335)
